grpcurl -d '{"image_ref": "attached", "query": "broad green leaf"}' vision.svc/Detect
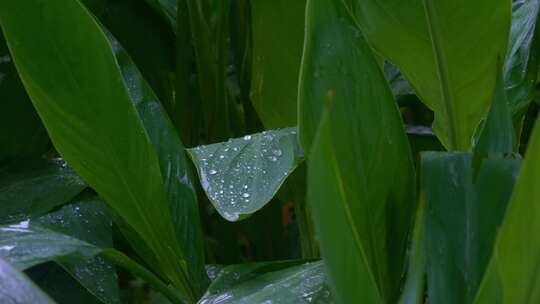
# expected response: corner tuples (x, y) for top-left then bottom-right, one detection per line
(249, 0), (305, 129)
(474, 122), (540, 303)
(0, 30), (50, 166)
(37, 195), (119, 304)
(0, 220), (183, 304)
(0, 159), (86, 224)
(188, 128), (303, 221)
(0, 220), (100, 269)
(0, 1), (203, 300)
(197, 260), (333, 304)
(348, 0), (511, 150)
(0, 257), (55, 304)
(505, 0), (540, 116)
(303, 1), (416, 302)
(422, 153), (520, 304)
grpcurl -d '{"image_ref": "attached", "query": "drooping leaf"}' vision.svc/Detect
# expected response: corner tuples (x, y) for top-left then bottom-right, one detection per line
(0, 257), (55, 304)
(348, 0), (511, 150)
(474, 122), (540, 303)
(37, 195), (120, 304)
(0, 30), (50, 166)
(422, 153), (521, 304)
(0, 158), (86, 224)
(249, 0), (305, 129)
(0, 220), (100, 269)
(505, 0), (540, 116)
(0, 1), (204, 300)
(0, 220), (183, 304)
(302, 1), (416, 302)
(197, 260), (333, 304)
(188, 128), (303, 221)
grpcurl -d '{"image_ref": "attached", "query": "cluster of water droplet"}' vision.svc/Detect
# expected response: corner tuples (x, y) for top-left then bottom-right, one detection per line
(190, 128), (299, 220)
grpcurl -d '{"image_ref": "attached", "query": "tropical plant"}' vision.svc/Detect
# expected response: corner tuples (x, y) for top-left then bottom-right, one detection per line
(0, 0), (539, 303)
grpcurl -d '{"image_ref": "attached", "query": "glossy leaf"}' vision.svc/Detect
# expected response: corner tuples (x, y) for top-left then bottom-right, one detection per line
(303, 0), (416, 302)
(0, 257), (55, 304)
(474, 122), (540, 303)
(0, 1), (203, 300)
(0, 219), (100, 269)
(422, 153), (520, 304)
(0, 158), (86, 224)
(197, 260), (333, 304)
(0, 220), (183, 304)
(249, 0), (305, 129)
(505, 0), (540, 115)
(349, 0), (511, 150)
(37, 195), (119, 304)
(188, 128), (303, 221)
(106, 29), (207, 294)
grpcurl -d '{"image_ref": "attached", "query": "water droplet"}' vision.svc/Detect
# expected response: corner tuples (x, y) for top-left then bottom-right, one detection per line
(243, 185), (248, 189)
(219, 155), (225, 159)
(242, 193), (250, 198)
(243, 135), (252, 140)
(209, 169), (217, 175)
(272, 149), (283, 157)
(268, 156), (277, 162)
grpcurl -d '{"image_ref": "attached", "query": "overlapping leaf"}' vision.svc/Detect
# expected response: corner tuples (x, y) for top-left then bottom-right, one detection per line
(302, 0), (416, 302)
(347, 0), (511, 150)
(0, 0), (204, 300)
(422, 153), (521, 304)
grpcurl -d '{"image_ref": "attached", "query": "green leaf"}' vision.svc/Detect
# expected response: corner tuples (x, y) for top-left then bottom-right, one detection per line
(0, 1), (203, 300)
(28, 262), (102, 304)
(188, 128), (303, 221)
(349, 0), (511, 150)
(185, 0), (232, 142)
(505, 0), (540, 116)
(197, 260), (333, 304)
(474, 122), (540, 303)
(106, 28), (208, 295)
(302, 1), (416, 302)
(422, 152), (520, 304)
(0, 220), (183, 304)
(0, 30), (50, 166)
(473, 73), (515, 159)
(249, 0), (305, 129)
(0, 159), (86, 224)
(37, 195), (120, 304)
(0, 220), (100, 269)
(0, 257), (55, 304)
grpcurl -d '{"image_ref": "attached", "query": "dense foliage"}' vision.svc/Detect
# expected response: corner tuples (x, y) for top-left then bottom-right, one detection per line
(1, 0), (540, 303)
